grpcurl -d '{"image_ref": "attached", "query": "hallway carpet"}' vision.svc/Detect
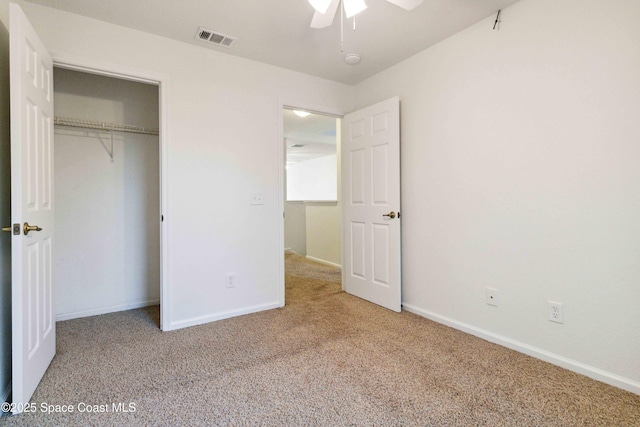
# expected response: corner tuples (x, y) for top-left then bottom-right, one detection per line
(1, 252), (639, 426)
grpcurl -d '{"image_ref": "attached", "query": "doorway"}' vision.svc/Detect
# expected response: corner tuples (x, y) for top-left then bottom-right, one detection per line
(52, 67), (163, 327)
(279, 97), (402, 312)
(282, 107), (342, 302)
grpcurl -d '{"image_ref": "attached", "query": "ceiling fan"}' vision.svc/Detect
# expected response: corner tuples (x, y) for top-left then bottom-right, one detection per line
(308, 0), (423, 29)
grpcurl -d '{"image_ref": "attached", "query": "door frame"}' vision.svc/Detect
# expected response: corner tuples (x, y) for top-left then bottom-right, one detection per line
(52, 53), (170, 330)
(277, 99), (345, 306)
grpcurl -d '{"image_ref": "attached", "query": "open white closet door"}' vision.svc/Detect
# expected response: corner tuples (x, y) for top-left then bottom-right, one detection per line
(342, 97), (401, 312)
(9, 3), (56, 411)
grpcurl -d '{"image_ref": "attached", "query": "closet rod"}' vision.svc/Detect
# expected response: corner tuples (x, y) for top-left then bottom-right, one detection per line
(54, 117), (159, 136)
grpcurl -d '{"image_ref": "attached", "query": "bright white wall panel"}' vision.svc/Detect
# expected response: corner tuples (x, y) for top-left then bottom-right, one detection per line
(287, 154), (337, 201)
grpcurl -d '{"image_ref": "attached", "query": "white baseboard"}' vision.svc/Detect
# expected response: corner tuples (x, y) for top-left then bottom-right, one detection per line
(56, 299), (160, 321)
(402, 303), (640, 396)
(166, 301), (282, 331)
(285, 248), (306, 257)
(305, 255), (341, 269)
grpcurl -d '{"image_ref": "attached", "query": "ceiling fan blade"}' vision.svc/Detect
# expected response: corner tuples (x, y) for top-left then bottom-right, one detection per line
(310, 0), (340, 29)
(308, 0), (332, 14)
(386, 0), (423, 11)
(344, 0), (367, 19)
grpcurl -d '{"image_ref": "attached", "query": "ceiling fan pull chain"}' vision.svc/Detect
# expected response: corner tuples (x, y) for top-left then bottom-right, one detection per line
(340, 0), (344, 52)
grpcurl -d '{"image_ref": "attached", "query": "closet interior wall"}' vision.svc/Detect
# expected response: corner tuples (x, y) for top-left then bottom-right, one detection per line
(53, 68), (160, 320)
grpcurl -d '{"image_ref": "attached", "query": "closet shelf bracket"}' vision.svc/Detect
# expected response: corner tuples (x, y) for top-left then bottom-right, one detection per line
(104, 130), (114, 161)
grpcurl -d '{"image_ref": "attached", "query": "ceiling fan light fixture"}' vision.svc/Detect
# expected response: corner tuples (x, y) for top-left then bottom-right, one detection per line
(293, 110), (311, 118)
(344, 0), (367, 18)
(308, 0), (332, 14)
(308, 0), (421, 29)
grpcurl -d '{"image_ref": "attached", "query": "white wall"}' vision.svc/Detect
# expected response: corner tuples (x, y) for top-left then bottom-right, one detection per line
(284, 201), (306, 255)
(354, 0), (640, 392)
(285, 133), (341, 266)
(304, 126), (341, 267)
(53, 68), (160, 320)
(287, 154), (337, 201)
(22, 2), (353, 330)
(284, 201), (341, 267)
(0, 0), (11, 404)
(305, 202), (340, 267)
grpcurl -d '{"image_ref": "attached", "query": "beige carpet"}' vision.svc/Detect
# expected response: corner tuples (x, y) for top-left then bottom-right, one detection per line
(1, 252), (639, 426)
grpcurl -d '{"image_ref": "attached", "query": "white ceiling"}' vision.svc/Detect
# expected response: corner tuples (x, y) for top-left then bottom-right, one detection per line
(283, 109), (337, 164)
(26, 0), (521, 85)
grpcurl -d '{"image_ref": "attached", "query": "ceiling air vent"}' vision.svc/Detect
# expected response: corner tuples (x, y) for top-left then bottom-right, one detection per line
(195, 27), (236, 48)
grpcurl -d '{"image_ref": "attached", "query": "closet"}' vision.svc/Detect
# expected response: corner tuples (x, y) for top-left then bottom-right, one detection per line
(53, 68), (160, 322)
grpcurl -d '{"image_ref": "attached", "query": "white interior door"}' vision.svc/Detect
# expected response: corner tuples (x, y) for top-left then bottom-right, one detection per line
(10, 3), (55, 410)
(342, 97), (401, 312)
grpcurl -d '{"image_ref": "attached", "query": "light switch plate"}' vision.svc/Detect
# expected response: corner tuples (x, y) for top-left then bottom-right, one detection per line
(251, 192), (265, 205)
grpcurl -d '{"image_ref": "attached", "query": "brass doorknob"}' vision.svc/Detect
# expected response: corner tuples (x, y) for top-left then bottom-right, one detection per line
(383, 211), (396, 219)
(23, 222), (42, 235)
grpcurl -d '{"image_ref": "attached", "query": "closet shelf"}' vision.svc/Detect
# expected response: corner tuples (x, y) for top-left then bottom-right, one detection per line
(54, 117), (159, 136)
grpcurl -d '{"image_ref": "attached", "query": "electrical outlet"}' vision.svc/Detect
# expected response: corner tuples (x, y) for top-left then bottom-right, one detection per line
(226, 273), (235, 288)
(548, 301), (564, 324)
(486, 287), (499, 307)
